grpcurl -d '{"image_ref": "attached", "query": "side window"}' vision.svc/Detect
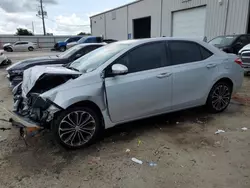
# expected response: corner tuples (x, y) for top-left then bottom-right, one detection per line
(96, 37), (102, 43)
(85, 38), (96, 43)
(200, 46), (213, 60)
(237, 36), (249, 46)
(67, 38), (73, 43)
(83, 45), (101, 54)
(169, 41), (202, 65)
(117, 42), (168, 73)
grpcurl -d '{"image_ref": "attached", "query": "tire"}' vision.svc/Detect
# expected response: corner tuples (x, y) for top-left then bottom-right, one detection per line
(59, 46), (66, 52)
(52, 106), (102, 149)
(6, 47), (13, 52)
(206, 81), (232, 113)
(28, 47), (34, 51)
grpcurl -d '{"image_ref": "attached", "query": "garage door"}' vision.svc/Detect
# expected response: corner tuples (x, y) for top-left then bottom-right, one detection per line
(172, 6), (206, 38)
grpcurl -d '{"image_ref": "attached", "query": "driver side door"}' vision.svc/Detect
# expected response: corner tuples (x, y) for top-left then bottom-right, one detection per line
(105, 42), (173, 123)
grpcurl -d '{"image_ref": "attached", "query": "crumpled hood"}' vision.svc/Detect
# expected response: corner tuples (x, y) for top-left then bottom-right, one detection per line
(3, 43), (12, 47)
(6, 56), (59, 71)
(22, 65), (81, 97)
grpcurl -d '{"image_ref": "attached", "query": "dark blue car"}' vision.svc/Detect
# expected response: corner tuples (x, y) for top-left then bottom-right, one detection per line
(53, 36), (82, 52)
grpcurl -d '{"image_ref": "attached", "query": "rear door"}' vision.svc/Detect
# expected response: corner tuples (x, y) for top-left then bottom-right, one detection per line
(105, 42), (173, 123)
(168, 41), (216, 110)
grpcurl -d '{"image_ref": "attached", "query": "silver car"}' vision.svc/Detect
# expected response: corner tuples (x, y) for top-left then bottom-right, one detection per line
(10, 38), (244, 149)
(3, 41), (38, 52)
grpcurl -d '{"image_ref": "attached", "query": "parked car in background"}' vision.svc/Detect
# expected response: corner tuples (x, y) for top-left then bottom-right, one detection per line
(10, 38), (243, 149)
(238, 44), (250, 75)
(209, 34), (250, 54)
(3, 41), (38, 52)
(66, 36), (103, 49)
(6, 43), (105, 87)
(0, 50), (11, 66)
(53, 36), (82, 52)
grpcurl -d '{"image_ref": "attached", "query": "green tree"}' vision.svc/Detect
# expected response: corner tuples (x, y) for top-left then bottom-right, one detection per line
(77, 32), (91, 36)
(16, 28), (33, 36)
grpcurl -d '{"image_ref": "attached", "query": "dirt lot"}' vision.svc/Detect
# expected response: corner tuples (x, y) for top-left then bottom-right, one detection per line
(0, 52), (250, 188)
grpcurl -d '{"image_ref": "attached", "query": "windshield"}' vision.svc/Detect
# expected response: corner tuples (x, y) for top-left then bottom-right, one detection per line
(77, 37), (87, 44)
(69, 43), (130, 72)
(209, 36), (237, 47)
(58, 45), (82, 59)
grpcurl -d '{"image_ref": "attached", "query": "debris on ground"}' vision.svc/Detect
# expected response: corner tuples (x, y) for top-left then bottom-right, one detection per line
(215, 130), (225, 134)
(131, 157), (143, 165)
(137, 139), (142, 147)
(89, 157), (101, 164)
(241, 127), (248, 131)
(126, 149), (130, 153)
(149, 162), (157, 167)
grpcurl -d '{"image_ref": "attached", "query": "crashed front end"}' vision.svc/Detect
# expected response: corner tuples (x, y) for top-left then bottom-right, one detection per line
(11, 66), (81, 132)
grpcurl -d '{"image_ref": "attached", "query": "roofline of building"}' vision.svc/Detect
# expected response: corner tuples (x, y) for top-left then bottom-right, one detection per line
(90, 0), (143, 18)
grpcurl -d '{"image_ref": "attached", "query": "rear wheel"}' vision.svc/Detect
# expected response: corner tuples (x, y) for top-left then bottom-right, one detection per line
(206, 81), (232, 113)
(52, 107), (102, 149)
(59, 46), (66, 52)
(28, 47), (34, 51)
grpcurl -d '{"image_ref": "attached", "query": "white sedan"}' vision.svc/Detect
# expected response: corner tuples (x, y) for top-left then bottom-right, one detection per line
(3, 41), (38, 52)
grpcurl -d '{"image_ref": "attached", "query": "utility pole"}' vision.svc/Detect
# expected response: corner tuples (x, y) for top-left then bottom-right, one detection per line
(40, 0), (46, 35)
(32, 21), (35, 34)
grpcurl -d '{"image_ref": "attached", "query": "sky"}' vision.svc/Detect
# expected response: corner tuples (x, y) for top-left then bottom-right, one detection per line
(0, 0), (134, 35)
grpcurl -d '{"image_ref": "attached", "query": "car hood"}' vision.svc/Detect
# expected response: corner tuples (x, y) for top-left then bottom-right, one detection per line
(22, 65), (81, 97)
(3, 43), (12, 47)
(6, 56), (61, 71)
(239, 44), (250, 54)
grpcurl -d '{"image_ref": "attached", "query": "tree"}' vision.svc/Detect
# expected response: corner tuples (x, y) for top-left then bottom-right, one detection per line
(77, 32), (91, 36)
(16, 28), (33, 36)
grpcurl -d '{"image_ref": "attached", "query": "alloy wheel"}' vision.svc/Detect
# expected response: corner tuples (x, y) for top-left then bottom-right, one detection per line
(58, 111), (96, 147)
(211, 84), (231, 111)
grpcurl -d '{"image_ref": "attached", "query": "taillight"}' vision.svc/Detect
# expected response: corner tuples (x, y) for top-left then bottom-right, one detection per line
(235, 58), (243, 67)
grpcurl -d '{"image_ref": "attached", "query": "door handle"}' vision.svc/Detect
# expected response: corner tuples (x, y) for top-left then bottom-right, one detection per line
(156, 72), (172, 78)
(206, 64), (217, 68)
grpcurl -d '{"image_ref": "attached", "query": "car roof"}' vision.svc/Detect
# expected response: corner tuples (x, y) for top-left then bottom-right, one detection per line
(116, 37), (207, 45)
(77, 43), (106, 47)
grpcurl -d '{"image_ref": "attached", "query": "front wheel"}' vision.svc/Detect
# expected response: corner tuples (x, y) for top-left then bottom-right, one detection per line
(28, 47), (34, 51)
(59, 46), (66, 52)
(206, 82), (232, 113)
(52, 107), (102, 149)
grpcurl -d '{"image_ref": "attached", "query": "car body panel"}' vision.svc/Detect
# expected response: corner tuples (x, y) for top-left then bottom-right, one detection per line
(105, 67), (172, 123)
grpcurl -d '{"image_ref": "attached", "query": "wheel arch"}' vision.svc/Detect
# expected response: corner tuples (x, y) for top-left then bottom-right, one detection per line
(67, 100), (104, 128)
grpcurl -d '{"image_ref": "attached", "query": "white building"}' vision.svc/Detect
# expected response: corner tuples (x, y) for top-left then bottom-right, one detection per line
(90, 0), (250, 41)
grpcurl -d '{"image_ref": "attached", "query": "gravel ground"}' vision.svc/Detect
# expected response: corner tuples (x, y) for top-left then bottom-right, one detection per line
(0, 52), (249, 188)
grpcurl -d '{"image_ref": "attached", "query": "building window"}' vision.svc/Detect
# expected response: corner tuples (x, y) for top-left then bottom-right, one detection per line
(112, 11), (116, 20)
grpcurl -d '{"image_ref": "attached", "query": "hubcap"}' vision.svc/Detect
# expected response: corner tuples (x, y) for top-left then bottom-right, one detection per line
(212, 85), (231, 111)
(59, 111), (96, 147)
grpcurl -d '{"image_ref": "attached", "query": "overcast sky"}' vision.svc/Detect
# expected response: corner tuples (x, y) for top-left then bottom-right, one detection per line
(0, 0), (134, 35)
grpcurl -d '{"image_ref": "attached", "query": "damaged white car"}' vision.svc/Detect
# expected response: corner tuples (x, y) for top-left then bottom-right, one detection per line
(10, 38), (243, 149)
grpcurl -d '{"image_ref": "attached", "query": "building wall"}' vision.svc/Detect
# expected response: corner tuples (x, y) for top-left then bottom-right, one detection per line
(127, 0), (162, 39)
(91, 14), (105, 37)
(90, 0), (250, 41)
(105, 7), (128, 40)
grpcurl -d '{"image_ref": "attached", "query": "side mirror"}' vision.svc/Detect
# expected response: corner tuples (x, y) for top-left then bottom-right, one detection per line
(111, 64), (128, 75)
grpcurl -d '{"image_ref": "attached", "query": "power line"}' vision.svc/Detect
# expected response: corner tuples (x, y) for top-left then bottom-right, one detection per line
(46, 18), (90, 27)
